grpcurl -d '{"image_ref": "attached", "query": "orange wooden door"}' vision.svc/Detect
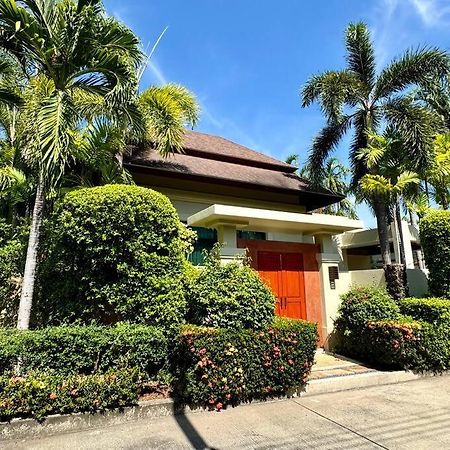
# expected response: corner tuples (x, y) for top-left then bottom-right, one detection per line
(257, 251), (306, 320)
(280, 253), (306, 320)
(258, 251), (282, 315)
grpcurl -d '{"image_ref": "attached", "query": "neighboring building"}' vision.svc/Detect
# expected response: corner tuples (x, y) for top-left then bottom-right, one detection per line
(340, 223), (428, 297)
(124, 130), (362, 346)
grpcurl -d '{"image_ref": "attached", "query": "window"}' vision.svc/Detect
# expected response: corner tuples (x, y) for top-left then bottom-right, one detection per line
(189, 226), (217, 265)
(237, 230), (266, 240)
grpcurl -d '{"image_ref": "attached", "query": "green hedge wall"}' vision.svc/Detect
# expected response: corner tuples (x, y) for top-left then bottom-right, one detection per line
(335, 288), (450, 372)
(400, 297), (450, 324)
(0, 369), (138, 422)
(420, 210), (450, 298)
(173, 318), (317, 410)
(0, 324), (168, 381)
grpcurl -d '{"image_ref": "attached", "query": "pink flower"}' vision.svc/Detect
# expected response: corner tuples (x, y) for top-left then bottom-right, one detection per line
(49, 392), (57, 400)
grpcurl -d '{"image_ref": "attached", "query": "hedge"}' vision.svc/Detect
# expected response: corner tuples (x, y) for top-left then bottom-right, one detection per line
(400, 297), (450, 324)
(335, 287), (450, 372)
(0, 369), (138, 422)
(0, 324), (168, 381)
(37, 185), (195, 328)
(173, 318), (317, 410)
(420, 209), (450, 298)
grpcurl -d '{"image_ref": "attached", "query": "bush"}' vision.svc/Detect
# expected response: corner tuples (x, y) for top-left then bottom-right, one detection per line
(0, 369), (138, 422)
(420, 209), (450, 298)
(0, 324), (168, 381)
(0, 219), (27, 327)
(335, 287), (450, 372)
(173, 318), (317, 410)
(400, 297), (450, 324)
(38, 185), (195, 327)
(334, 286), (400, 335)
(186, 249), (275, 330)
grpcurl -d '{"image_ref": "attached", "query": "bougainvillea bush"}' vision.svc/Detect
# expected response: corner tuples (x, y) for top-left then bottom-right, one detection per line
(173, 318), (317, 411)
(0, 369), (138, 422)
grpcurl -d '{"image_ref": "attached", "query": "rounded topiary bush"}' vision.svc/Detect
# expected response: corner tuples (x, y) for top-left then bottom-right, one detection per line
(420, 209), (450, 298)
(38, 185), (194, 327)
(335, 286), (400, 334)
(186, 247), (275, 330)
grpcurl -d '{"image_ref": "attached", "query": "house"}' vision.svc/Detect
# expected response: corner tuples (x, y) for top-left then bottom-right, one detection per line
(124, 130), (363, 346)
(340, 223), (429, 297)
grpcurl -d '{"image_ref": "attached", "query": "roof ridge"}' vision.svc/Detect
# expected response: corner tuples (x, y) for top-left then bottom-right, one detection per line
(182, 129), (296, 171)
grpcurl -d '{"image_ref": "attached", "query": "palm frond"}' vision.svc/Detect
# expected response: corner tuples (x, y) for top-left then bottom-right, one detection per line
(307, 115), (352, 184)
(374, 48), (450, 100)
(345, 22), (376, 89)
(383, 97), (441, 170)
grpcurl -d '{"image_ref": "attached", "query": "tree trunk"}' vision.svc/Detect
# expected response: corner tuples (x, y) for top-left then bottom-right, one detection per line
(373, 197), (391, 266)
(16, 178), (45, 330)
(394, 200), (406, 266)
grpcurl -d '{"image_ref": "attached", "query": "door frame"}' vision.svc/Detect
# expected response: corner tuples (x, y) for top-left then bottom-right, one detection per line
(238, 238), (324, 345)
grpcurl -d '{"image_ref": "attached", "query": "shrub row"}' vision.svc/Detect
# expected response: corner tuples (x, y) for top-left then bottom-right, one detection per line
(420, 209), (450, 298)
(0, 369), (138, 422)
(335, 287), (450, 372)
(399, 297), (450, 324)
(173, 318), (317, 411)
(0, 324), (168, 380)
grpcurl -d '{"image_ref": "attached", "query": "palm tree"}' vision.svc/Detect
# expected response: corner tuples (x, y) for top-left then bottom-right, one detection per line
(301, 22), (448, 272)
(0, 0), (143, 329)
(294, 156), (358, 219)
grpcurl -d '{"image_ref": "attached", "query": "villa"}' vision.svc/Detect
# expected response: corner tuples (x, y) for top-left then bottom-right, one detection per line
(124, 130), (426, 345)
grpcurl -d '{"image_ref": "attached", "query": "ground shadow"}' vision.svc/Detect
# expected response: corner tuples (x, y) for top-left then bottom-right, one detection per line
(172, 403), (218, 450)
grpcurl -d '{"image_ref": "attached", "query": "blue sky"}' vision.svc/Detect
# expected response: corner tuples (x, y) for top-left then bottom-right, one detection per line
(105, 0), (450, 227)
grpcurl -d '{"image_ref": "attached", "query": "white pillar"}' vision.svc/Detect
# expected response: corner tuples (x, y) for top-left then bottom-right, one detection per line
(314, 234), (349, 349)
(216, 224), (246, 264)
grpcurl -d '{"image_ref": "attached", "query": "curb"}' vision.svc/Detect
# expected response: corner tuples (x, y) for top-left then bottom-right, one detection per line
(304, 370), (423, 396)
(1, 371), (446, 441)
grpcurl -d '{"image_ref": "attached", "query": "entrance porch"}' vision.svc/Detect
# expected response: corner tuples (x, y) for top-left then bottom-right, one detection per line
(188, 204), (363, 346)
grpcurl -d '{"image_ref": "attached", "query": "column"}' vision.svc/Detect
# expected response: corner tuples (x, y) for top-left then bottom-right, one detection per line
(216, 224), (246, 264)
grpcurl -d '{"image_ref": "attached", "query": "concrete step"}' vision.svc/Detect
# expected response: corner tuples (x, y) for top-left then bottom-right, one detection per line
(305, 368), (421, 396)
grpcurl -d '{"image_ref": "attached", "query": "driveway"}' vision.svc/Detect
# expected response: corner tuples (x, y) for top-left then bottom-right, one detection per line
(3, 376), (449, 450)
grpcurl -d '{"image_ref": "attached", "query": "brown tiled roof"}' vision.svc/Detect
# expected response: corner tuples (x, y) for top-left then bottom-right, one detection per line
(179, 130), (295, 172)
(124, 129), (342, 210)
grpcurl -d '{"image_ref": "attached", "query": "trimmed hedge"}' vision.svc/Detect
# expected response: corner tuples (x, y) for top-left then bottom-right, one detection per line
(420, 209), (450, 298)
(186, 250), (275, 330)
(38, 185), (195, 328)
(335, 288), (450, 372)
(0, 324), (168, 381)
(400, 297), (450, 324)
(173, 318), (317, 410)
(0, 369), (138, 422)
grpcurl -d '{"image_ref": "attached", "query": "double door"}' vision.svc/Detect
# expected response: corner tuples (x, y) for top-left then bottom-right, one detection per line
(257, 251), (307, 320)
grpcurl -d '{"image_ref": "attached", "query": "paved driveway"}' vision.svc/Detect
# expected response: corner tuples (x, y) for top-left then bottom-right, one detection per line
(3, 376), (449, 450)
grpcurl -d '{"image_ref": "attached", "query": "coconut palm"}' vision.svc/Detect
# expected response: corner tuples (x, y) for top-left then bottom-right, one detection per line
(301, 22), (448, 268)
(0, 0), (143, 329)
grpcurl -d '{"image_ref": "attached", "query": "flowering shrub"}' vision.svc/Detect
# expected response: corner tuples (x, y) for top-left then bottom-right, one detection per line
(0, 369), (138, 422)
(172, 318), (317, 410)
(334, 287), (450, 372)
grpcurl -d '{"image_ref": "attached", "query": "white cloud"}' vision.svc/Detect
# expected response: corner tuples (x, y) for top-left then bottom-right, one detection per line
(409, 0), (450, 26)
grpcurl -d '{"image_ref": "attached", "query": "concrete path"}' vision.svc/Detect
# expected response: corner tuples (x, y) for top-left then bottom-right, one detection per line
(3, 376), (449, 450)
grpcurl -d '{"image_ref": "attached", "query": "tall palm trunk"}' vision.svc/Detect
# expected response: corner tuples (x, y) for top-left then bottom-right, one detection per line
(373, 197), (391, 266)
(395, 200), (406, 265)
(16, 177), (45, 329)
